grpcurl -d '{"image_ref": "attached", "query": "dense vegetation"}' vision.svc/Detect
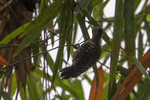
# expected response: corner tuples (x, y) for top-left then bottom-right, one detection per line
(0, 0), (150, 99)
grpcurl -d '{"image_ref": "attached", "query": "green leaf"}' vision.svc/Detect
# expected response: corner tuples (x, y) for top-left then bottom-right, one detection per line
(134, 0), (141, 11)
(82, 10), (99, 27)
(81, 10), (112, 47)
(145, 20), (150, 44)
(138, 32), (143, 60)
(75, 0), (92, 15)
(94, 0), (109, 19)
(13, 0), (64, 56)
(66, 29), (72, 60)
(102, 32), (112, 47)
(51, 1), (74, 87)
(83, 75), (92, 84)
(132, 57), (150, 79)
(102, 80), (108, 100)
(92, 65), (99, 87)
(2, 91), (11, 100)
(117, 65), (129, 77)
(73, 80), (84, 99)
(77, 13), (90, 39)
(72, 23), (78, 44)
(124, 0), (135, 67)
(27, 74), (40, 100)
(108, 0), (123, 99)
(55, 78), (84, 100)
(11, 73), (17, 97)
(20, 88), (26, 100)
(0, 23), (29, 44)
(47, 53), (54, 71)
(134, 3), (150, 34)
(32, 38), (40, 67)
(137, 79), (150, 100)
(87, 0), (93, 15)
(51, 36), (65, 89)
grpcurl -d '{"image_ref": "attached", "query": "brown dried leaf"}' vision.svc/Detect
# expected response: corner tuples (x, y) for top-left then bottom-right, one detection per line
(112, 49), (150, 100)
(0, 56), (7, 66)
(89, 67), (104, 100)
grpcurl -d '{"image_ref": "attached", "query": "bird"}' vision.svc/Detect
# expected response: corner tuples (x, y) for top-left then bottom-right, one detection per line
(59, 27), (104, 79)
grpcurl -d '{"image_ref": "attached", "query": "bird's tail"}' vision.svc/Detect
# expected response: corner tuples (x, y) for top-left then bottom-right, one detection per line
(59, 65), (86, 79)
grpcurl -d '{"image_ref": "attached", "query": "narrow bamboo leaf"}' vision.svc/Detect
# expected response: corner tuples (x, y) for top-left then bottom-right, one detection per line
(132, 57), (150, 79)
(67, 29), (72, 60)
(118, 57), (128, 66)
(118, 48), (127, 66)
(58, 1), (74, 35)
(134, 4), (150, 34)
(102, 73), (109, 100)
(51, 36), (65, 88)
(11, 73), (17, 97)
(55, 78), (83, 99)
(87, 0), (93, 15)
(64, 3), (74, 60)
(32, 38), (40, 67)
(39, 0), (49, 12)
(13, 1), (64, 57)
(82, 10), (99, 27)
(2, 91), (11, 100)
(111, 49), (150, 99)
(20, 88), (26, 100)
(92, 65), (99, 87)
(102, 32), (112, 47)
(82, 10), (112, 47)
(117, 65), (129, 77)
(94, 0), (109, 19)
(27, 74), (40, 100)
(101, 44), (111, 58)
(77, 13), (89, 39)
(124, 0), (134, 68)
(0, 23), (29, 44)
(75, 0), (92, 15)
(20, 0), (63, 38)
(138, 80), (150, 100)
(46, 53), (54, 71)
(145, 20), (150, 44)
(83, 75), (92, 84)
(102, 82), (108, 100)
(52, 1), (74, 86)
(73, 23), (78, 44)
(34, 67), (43, 77)
(27, 80), (35, 100)
(138, 32), (143, 60)
(73, 80), (84, 99)
(93, 0), (103, 7)
(108, 0), (123, 99)
(134, 0), (141, 11)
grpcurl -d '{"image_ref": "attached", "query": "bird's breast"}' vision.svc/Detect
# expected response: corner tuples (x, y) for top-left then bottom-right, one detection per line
(73, 41), (101, 67)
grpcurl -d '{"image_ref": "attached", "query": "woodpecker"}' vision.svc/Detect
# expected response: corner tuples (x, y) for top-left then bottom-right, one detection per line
(60, 27), (104, 79)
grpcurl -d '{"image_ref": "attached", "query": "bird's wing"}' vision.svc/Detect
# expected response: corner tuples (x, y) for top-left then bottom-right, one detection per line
(72, 40), (95, 63)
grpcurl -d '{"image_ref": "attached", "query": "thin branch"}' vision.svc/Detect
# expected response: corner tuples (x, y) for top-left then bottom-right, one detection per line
(0, 44), (18, 49)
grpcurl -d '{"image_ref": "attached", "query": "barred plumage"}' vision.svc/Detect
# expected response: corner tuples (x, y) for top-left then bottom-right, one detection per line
(60, 27), (104, 79)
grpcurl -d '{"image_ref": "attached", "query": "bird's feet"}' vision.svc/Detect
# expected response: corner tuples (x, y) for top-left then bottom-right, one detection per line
(72, 43), (80, 49)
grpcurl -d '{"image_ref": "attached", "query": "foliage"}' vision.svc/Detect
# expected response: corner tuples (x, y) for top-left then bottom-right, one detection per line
(0, 0), (150, 100)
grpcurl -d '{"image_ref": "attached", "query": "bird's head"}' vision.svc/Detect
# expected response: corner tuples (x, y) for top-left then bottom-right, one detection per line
(92, 27), (104, 41)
